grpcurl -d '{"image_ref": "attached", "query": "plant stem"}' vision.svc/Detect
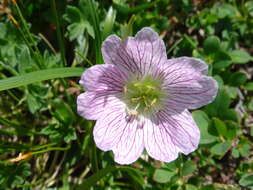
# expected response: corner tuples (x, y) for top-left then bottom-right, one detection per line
(51, 0), (67, 66)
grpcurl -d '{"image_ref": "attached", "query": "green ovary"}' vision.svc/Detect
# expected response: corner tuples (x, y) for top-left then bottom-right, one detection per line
(123, 75), (166, 115)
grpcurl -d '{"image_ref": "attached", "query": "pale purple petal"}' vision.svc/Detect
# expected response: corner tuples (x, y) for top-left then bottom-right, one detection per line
(160, 57), (218, 111)
(102, 27), (167, 76)
(144, 116), (179, 162)
(77, 91), (123, 120)
(79, 64), (128, 92)
(164, 57), (208, 75)
(144, 109), (200, 162)
(93, 106), (144, 165)
(101, 35), (122, 65)
(156, 109), (200, 155)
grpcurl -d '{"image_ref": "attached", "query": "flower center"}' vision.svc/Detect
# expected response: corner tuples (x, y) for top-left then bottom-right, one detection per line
(123, 75), (166, 115)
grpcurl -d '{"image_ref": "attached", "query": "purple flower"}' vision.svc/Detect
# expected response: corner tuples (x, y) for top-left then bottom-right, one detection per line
(77, 27), (218, 165)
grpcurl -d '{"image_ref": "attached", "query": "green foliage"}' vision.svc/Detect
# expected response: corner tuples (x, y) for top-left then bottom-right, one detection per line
(0, 163), (31, 189)
(0, 0), (252, 189)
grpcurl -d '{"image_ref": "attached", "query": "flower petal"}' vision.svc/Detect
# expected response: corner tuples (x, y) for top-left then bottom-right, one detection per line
(101, 35), (122, 65)
(93, 106), (144, 165)
(77, 91), (123, 120)
(144, 109), (200, 162)
(144, 116), (179, 162)
(79, 64), (128, 92)
(157, 109), (200, 154)
(164, 57), (208, 75)
(102, 27), (167, 76)
(160, 57), (218, 111)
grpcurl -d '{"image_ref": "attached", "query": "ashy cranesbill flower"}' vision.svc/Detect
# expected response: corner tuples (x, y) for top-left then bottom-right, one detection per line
(77, 27), (218, 165)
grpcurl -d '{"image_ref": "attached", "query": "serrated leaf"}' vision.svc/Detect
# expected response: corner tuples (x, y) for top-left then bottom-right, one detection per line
(27, 93), (43, 114)
(63, 6), (82, 23)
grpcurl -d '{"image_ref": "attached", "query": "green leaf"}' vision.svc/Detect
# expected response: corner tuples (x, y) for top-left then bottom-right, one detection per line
(120, 15), (135, 38)
(245, 1), (253, 16)
(210, 142), (231, 155)
(153, 168), (176, 183)
(239, 174), (253, 187)
(0, 23), (7, 38)
(181, 160), (196, 176)
(224, 120), (238, 140)
(203, 36), (220, 54)
(51, 99), (76, 126)
(225, 86), (237, 99)
(215, 4), (237, 18)
(76, 165), (116, 190)
(64, 5), (95, 40)
(239, 143), (251, 157)
(248, 101), (253, 111)
(228, 72), (247, 86)
(27, 93), (43, 114)
(213, 51), (231, 69)
(212, 118), (227, 137)
(222, 109), (239, 122)
(185, 184), (198, 190)
(41, 123), (76, 143)
(113, 0), (160, 14)
(231, 149), (240, 158)
(0, 67), (84, 91)
(244, 82), (253, 91)
(119, 166), (144, 188)
(67, 22), (94, 41)
(205, 89), (231, 117)
(64, 6), (82, 23)
(230, 50), (252, 64)
(213, 75), (224, 89)
(192, 110), (217, 144)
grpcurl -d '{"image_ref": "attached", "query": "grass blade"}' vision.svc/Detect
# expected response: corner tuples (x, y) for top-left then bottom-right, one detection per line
(0, 67), (84, 91)
(87, 0), (103, 64)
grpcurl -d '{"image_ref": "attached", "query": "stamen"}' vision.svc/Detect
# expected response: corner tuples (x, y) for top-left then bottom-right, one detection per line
(123, 75), (166, 115)
(150, 98), (157, 106)
(123, 86), (127, 94)
(133, 82), (141, 87)
(146, 85), (155, 89)
(129, 109), (138, 115)
(131, 97), (142, 102)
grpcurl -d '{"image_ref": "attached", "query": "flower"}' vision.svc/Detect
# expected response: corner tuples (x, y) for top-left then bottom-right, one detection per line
(77, 27), (218, 165)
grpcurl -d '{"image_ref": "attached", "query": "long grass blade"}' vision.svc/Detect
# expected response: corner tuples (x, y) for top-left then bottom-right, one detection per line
(0, 67), (84, 91)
